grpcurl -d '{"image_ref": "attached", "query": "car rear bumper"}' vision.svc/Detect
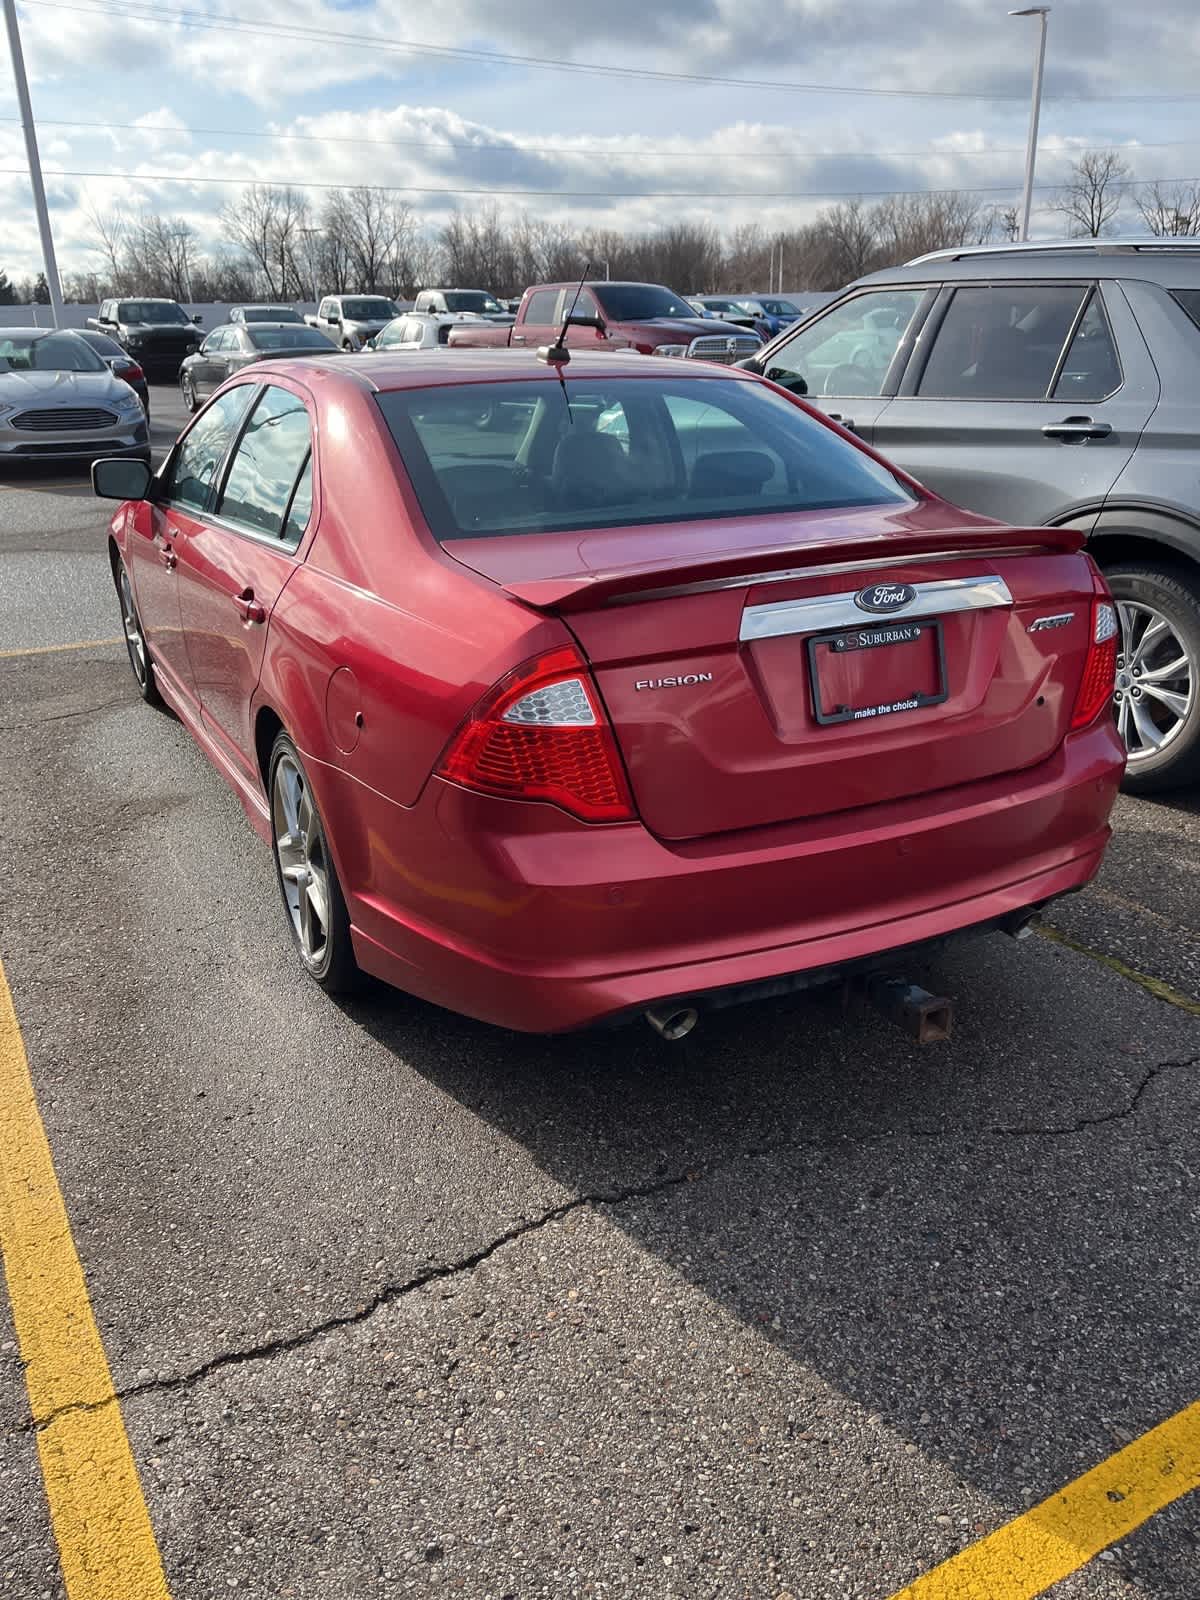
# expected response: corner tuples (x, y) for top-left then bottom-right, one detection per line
(319, 719), (1124, 1032)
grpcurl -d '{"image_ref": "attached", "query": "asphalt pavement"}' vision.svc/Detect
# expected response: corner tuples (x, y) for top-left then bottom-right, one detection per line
(1, 384), (1198, 1599)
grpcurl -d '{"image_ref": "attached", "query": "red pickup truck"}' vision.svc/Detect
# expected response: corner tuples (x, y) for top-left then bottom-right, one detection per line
(446, 280), (763, 363)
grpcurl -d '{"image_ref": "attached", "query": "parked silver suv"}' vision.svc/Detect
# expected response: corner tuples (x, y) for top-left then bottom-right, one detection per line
(742, 240), (1200, 792)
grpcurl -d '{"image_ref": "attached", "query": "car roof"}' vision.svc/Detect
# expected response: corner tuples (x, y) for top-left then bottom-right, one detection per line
(252, 347), (760, 392)
(849, 239), (1200, 289)
(0, 325), (83, 337)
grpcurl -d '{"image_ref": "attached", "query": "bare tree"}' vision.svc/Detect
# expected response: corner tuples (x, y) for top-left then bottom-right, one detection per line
(1136, 180), (1200, 237)
(83, 199), (132, 294)
(221, 185), (286, 295)
(1048, 150), (1131, 238)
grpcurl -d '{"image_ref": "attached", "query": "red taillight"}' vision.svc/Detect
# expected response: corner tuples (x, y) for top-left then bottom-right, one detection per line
(1070, 599), (1119, 729)
(122, 363), (146, 383)
(437, 646), (635, 822)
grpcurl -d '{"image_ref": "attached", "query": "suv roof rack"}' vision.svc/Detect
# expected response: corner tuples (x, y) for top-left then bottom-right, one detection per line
(906, 237), (1200, 266)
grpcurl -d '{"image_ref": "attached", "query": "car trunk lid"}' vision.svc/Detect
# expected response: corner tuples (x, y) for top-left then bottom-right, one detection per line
(447, 507), (1101, 840)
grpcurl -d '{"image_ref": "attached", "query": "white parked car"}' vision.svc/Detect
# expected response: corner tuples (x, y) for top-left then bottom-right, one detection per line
(367, 311), (487, 352)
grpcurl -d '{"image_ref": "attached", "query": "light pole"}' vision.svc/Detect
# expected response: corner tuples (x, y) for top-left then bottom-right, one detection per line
(300, 226), (321, 310)
(3, 0), (64, 324)
(1010, 5), (1050, 242)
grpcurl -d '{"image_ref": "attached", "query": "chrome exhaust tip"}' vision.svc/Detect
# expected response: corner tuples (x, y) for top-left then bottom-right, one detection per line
(644, 1003), (699, 1041)
(1002, 910), (1042, 942)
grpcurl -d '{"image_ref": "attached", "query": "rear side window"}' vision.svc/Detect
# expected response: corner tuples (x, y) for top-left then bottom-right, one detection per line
(216, 385), (312, 540)
(164, 386), (255, 511)
(376, 375), (912, 542)
(918, 284), (1088, 400)
(1052, 291), (1121, 401)
(523, 289), (560, 324)
(1170, 289), (1200, 332)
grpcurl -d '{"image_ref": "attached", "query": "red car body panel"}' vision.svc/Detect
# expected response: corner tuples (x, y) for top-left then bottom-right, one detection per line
(108, 350), (1125, 1031)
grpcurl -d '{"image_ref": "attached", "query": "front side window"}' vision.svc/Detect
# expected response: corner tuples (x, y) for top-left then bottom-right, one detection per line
(216, 386), (312, 540)
(918, 284), (1089, 400)
(764, 290), (926, 398)
(376, 375), (912, 542)
(442, 291), (504, 314)
(164, 386), (255, 511)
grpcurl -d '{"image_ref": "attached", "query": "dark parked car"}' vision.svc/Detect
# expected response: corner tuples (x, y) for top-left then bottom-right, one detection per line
(87, 298), (202, 377)
(740, 239), (1200, 790)
(230, 304), (305, 324)
(73, 327), (150, 420)
(92, 349), (1122, 1032)
(180, 323), (339, 409)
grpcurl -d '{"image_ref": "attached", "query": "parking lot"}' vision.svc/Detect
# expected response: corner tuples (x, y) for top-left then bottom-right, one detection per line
(1, 382), (1199, 1597)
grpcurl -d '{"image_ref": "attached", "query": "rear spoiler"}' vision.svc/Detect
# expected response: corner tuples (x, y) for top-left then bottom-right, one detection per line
(498, 524), (1086, 612)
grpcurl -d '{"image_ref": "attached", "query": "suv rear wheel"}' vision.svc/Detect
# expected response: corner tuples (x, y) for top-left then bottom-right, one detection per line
(1104, 563), (1200, 793)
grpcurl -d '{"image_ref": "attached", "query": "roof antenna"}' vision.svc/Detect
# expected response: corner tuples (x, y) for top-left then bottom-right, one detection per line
(538, 259), (591, 367)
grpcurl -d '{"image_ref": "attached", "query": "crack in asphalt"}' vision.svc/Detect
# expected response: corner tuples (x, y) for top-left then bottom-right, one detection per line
(14, 1052), (1196, 1439)
(0, 696), (130, 733)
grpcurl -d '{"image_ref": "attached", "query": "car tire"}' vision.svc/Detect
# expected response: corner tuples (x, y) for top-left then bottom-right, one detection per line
(1104, 562), (1200, 793)
(181, 372), (197, 412)
(268, 732), (360, 994)
(113, 555), (162, 707)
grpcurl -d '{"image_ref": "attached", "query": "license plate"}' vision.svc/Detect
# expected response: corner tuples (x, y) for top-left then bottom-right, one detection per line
(807, 618), (948, 727)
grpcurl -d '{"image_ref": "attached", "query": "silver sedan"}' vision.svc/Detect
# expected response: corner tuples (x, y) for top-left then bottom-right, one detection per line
(0, 328), (150, 465)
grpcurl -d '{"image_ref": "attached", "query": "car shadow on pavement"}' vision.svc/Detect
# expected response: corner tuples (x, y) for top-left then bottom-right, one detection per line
(342, 932), (1200, 1589)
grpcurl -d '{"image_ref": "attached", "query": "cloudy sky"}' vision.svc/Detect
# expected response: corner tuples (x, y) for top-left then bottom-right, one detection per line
(1, 0), (1197, 284)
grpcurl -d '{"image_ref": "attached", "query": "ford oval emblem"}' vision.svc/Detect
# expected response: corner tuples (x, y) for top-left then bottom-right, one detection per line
(854, 582), (917, 614)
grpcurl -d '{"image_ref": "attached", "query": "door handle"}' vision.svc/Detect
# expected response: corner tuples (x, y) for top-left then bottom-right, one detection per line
(1041, 416), (1112, 442)
(511, 334), (526, 344)
(232, 588), (266, 625)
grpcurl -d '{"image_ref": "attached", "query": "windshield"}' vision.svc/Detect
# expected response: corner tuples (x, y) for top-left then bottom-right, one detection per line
(443, 291), (504, 314)
(342, 298), (398, 320)
(733, 301), (766, 316)
(246, 326), (337, 351)
(0, 331), (107, 373)
(75, 329), (123, 358)
(593, 285), (696, 321)
(760, 299), (801, 316)
(242, 306), (303, 324)
(118, 301), (189, 324)
(376, 375), (911, 542)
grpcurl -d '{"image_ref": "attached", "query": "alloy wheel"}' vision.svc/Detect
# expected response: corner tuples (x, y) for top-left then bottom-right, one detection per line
(1114, 601), (1195, 763)
(118, 564), (148, 689)
(272, 753), (332, 968)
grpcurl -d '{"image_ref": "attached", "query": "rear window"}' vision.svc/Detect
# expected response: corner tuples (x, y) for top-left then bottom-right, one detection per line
(376, 375), (912, 542)
(246, 326), (336, 351)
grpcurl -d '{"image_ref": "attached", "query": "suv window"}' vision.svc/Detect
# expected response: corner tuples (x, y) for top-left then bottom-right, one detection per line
(524, 289), (560, 325)
(1052, 290), (1121, 401)
(216, 386), (312, 541)
(1169, 289), (1200, 332)
(164, 386), (255, 511)
(918, 284), (1088, 400)
(763, 290), (925, 398)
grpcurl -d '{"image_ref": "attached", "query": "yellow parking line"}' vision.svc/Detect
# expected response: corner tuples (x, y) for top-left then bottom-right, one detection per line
(0, 638), (122, 660)
(0, 960), (171, 1598)
(889, 1401), (1200, 1598)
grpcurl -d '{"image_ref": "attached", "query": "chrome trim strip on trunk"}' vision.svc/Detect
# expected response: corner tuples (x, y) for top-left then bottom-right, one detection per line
(739, 574), (1013, 641)
(608, 546), (1045, 606)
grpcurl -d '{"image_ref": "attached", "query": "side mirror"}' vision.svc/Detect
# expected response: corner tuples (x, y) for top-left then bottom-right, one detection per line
(192, 314), (203, 325)
(766, 367), (807, 395)
(92, 456), (152, 501)
(567, 314), (605, 332)
(326, 315), (339, 325)
(734, 356), (764, 375)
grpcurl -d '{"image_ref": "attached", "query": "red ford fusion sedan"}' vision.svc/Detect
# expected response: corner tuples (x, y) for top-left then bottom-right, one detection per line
(93, 350), (1124, 1033)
